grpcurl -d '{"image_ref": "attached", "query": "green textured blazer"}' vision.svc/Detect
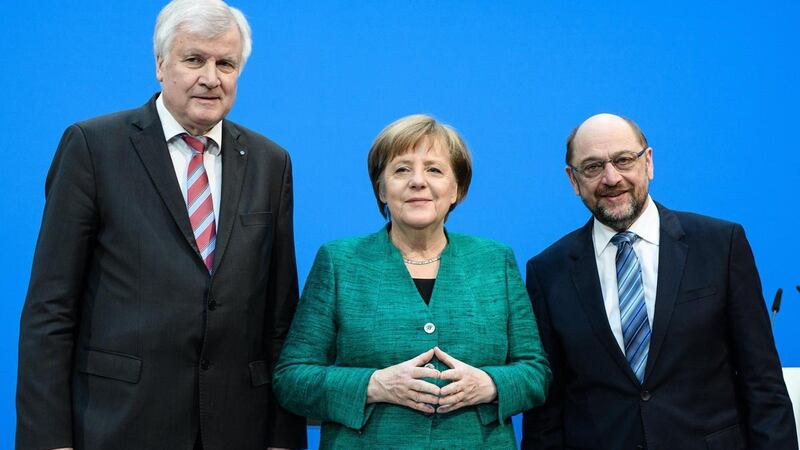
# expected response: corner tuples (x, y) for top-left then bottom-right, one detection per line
(274, 228), (551, 449)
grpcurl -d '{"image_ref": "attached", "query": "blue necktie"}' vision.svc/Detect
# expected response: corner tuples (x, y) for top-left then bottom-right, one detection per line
(611, 232), (651, 383)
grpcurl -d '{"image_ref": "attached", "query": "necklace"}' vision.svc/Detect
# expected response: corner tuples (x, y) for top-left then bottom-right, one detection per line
(403, 255), (441, 265)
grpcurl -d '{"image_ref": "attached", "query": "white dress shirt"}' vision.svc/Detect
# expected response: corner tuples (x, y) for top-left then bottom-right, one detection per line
(593, 196), (660, 353)
(155, 94), (222, 224)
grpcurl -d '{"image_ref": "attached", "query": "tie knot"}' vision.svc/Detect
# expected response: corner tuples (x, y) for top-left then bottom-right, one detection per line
(181, 134), (207, 154)
(611, 231), (638, 247)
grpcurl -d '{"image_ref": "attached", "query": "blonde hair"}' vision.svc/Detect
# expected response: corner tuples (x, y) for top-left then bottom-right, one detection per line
(367, 114), (473, 218)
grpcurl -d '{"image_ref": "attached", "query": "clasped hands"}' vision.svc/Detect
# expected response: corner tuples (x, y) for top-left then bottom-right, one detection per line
(366, 347), (497, 414)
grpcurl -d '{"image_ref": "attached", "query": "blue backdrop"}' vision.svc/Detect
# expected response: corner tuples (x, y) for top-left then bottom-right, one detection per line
(2, 1), (798, 447)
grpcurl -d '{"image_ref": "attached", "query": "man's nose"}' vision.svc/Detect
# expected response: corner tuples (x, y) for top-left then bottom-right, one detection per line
(199, 62), (221, 88)
(600, 161), (623, 185)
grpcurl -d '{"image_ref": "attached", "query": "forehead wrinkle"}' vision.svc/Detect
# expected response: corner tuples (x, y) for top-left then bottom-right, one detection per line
(573, 125), (641, 162)
(577, 148), (641, 165)
(172, 29), (242, 58)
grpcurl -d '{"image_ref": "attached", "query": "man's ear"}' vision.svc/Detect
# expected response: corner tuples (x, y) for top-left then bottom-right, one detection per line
(155, 56), (165, 82)
(566, 166), (581, 195)
(645, 147), (654, 181)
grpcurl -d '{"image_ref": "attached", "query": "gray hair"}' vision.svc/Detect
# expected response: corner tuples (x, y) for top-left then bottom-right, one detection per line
(154, 0), (253, 69)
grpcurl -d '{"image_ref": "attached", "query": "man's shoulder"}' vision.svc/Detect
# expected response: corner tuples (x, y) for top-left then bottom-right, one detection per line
(72, 102), (151, 133)
(660, 205), (741, 236)
(529, 224), (588, 267)
(223, 119), (288, 158)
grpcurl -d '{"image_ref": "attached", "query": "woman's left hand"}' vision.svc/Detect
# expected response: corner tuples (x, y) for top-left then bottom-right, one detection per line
(434, 347), (497, 413)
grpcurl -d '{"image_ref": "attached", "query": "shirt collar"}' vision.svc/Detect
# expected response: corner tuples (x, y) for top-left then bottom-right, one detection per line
(155, 93), (222, 155)
(592, 195), (660, 257)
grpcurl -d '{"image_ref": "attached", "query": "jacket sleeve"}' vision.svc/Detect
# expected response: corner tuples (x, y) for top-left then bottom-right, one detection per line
(725, 224), (797, 449)
(521, 259), (566, 449)
(16, 125), (99, 449)
(263, 152), (308, 449)
(273, 245), (377, 430)
(479, 248), (552, 425)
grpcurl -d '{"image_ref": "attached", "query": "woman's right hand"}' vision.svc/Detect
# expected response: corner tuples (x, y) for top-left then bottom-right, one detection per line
(366, 348), (441, 414)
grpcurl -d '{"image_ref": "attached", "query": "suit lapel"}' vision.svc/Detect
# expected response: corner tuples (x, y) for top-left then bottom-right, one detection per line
(428, 229), (460, 309)
(375, 226), (440, 310)
(130, 98), (199, 258)
(212, 121), (248, 273)
(569, 220), (641, 386)
(644, 204), (687, 382)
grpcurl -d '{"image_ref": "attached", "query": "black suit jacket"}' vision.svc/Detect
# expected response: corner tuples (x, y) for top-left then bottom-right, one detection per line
(522, 204), (796, 450)
(17, 95), (307, 450)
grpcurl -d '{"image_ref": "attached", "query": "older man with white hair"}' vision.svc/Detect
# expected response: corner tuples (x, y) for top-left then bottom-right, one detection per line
(16, 1), (307, 449)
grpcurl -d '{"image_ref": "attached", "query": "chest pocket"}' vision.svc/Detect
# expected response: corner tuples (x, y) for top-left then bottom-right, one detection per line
(240, 211), (272, 227)
(676, 286), (716, 304)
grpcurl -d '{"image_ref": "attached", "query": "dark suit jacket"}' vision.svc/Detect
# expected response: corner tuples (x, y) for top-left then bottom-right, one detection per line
(17, 95), (307, 450)
(522, 204), (797, 450)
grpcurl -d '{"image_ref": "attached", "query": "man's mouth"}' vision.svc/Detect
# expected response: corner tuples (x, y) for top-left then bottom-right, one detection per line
(599, 190), (628, 200)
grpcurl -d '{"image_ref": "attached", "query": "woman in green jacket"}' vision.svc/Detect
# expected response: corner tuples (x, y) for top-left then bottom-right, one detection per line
(273, 114), (551, 449)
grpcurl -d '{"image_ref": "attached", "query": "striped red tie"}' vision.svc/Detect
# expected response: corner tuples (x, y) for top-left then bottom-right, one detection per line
(181, 134), (216, 272)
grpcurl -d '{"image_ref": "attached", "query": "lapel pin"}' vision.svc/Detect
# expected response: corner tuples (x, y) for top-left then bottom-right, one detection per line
(239, 149), (246, 156)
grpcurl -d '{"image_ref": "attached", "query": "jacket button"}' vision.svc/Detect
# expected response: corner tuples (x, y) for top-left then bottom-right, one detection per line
(208, 299), (217, 311)
(200, 359), (210, 371)
(423, 322), (436, 334)
(641, 390), (652, 401)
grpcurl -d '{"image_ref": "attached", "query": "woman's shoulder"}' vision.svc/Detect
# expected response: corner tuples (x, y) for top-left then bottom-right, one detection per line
(447, 232), (513, 258)
(318, 229), (388, 258)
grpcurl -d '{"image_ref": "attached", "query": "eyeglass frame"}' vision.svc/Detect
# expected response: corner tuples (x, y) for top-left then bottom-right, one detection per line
(568, 147), (648, 179)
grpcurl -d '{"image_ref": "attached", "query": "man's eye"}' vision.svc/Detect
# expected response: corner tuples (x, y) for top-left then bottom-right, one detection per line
(185, 57), (203, 65)
(582, 162), (603, 173)
(614, 156), (635, 167)
(218, 61), (238, 72)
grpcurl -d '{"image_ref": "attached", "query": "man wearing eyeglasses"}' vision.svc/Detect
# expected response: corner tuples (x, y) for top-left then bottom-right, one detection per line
(521, 113), (796, 449)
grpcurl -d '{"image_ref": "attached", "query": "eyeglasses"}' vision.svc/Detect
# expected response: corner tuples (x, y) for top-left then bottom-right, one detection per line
(569, 147), (647, 179)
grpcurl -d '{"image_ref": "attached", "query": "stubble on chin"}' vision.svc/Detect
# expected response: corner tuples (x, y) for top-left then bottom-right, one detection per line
(592, 195), (644, 232)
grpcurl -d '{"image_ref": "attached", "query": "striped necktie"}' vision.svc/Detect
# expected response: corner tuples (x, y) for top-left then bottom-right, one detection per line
(181, 134), (216, 273)
(611, 231), (650, 383)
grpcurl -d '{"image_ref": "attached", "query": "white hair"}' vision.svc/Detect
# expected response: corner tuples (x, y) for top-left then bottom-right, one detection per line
(153, 0), (252, 69)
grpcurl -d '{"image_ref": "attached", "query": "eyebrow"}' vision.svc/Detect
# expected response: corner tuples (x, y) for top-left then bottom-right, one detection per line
(578, 149), (638, 163)
(391, 157), (447, 166)
(181, 48), (240, 62)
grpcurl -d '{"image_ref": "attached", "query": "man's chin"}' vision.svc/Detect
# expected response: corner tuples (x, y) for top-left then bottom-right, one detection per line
(185, 115), (223, 134)
(595, 204), (635, 231)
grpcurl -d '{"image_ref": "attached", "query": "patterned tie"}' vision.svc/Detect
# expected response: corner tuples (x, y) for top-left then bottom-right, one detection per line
(611, 231), (650, 383)
(181, 134), (216, 273)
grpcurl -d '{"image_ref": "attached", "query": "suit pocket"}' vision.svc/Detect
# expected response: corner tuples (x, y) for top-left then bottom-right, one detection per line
(240, 211), (272, 227)
(677, 286), (717, 304)
(705, 424), (745, 450)
(249, 360), (271, 387)
(76, 348), (142, 384)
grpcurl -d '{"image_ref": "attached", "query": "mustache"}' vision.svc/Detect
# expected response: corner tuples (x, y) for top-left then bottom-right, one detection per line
(596, 187), (629, 197)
